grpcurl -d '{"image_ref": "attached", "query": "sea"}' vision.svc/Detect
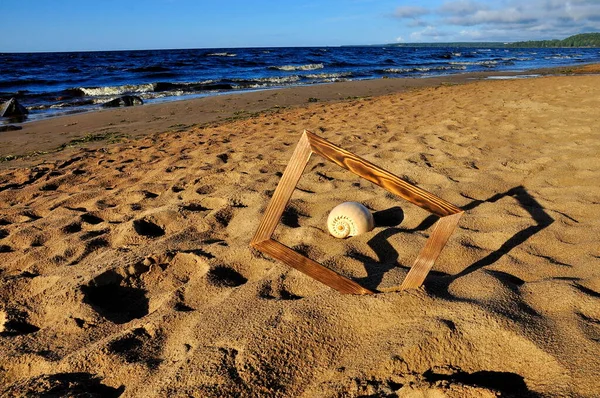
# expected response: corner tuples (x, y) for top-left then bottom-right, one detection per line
(1, 46), (599, 123)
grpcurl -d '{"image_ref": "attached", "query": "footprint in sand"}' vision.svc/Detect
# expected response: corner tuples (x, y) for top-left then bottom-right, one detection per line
(181, 203), (211, 212)
(216, 153), (229, 163)
(195, 185), (215, 195)
(108, 327), (163, 368)
(132, 219), (165, 238)
(142, 190), (159, 199)
(80, 229), (109, 241)
(81, 270), (149, 324)
(207, 266), (247, 288)
(213, 207), (234, 227)
(61, 222), (82, 234)
(259, 282), (303, 301)
(39, 182), (60, 191)
(80, 213), (104, 225)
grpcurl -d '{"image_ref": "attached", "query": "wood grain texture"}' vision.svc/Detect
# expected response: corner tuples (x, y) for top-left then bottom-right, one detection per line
(255, 239), (373, 295)
(306, 131), (461, 217)
(400, 212), (463, 290)
(251, 131), (313, 245)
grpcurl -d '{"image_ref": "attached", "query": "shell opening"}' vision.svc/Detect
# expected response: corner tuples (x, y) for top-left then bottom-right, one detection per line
(330, 217), (352, 238)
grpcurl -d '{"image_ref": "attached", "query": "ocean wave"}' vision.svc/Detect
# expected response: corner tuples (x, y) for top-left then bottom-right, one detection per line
(433, 52), (454, 59)
(128, 65), (171, 73)
(304, 72), (352, 79)
(268, 63), (324, 71)
(544, 55), (579, 60)
(224, 75), (304, 90)
(245, 75), (302, 84)
(0, 78), (60, 89)
(382, 68), (411, 74)
(51, 99), (96, 108)
(382, 65), (467, 74)
(329, 61), (362, 67)
(501, 57), (534, 61)
(206, 52), (236, 57)
(143, 90), (188, 99)
(140, 72), (181, 79)
(416, 65), (466, 71)
(449, 60), (498, 66)
(71, 80), (239, 99)
(29, 99), (96, 110)
(79, 83), (156, 97)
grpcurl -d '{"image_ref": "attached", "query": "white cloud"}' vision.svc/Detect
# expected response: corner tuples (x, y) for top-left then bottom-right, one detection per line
(410, 26), (445, 41)
(394, 0), (600, 42)
(444, 7), (538, 26)
(393, 6), (429, 19)
(440, 0), (488, 16)
(458, 29), (483, 39)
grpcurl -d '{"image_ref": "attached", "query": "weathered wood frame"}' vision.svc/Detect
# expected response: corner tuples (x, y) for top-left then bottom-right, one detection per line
(251, 130), (463, 294)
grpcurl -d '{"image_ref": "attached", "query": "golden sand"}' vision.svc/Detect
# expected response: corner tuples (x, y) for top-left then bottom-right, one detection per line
(1, 72), (599, 397)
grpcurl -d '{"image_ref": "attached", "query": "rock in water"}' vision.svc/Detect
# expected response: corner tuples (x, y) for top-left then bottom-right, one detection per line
(102, 95), (143, 108)
(0, 98), (28, 117)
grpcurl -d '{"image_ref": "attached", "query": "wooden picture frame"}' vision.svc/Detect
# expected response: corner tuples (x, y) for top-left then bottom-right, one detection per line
(251, 130), (464, 294)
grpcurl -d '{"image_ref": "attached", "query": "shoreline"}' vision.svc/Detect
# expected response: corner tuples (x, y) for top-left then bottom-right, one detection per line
(1, 64), (598, 165)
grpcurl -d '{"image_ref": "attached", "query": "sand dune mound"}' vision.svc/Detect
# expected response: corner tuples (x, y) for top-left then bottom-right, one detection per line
(1, 75), (599, 397)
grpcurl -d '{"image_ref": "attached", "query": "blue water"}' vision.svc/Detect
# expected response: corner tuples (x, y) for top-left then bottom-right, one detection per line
(1, 46), (599, 122)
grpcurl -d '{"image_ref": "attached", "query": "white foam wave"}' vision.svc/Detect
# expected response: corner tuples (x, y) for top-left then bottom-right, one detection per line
(544, 55), (577, 60)
(207, 52), (236, 57)
(270, 63), (324, 71)
(415, 65), (466, 71)
(501, 57), (533, 61)
(80, 83), (156, 97)
(305, 72), (352, 79)
(450, 60), (498, 66)
(255, 75), (301, 84)
(384, 65), (466, 73)
(139, 90), (188, 99)
(383, 68), (411, 74)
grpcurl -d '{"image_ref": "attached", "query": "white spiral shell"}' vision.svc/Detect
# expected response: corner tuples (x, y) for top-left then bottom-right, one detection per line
(327, 202), (374, 238)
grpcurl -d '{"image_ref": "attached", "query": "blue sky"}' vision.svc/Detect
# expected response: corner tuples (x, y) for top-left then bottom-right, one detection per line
(2, 0), (599, 52)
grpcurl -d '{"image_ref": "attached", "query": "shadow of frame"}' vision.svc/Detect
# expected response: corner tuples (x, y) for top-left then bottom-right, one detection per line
(360, 186), (554, 293)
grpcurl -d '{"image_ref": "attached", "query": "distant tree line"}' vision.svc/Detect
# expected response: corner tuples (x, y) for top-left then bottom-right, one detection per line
(507, 33), (600, 48)
(386, 33), (600, 48)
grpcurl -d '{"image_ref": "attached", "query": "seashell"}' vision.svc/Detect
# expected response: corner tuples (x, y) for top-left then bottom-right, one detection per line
(327, 202), (374, 238)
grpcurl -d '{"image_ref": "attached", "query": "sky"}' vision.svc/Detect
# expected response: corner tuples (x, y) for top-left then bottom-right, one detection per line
(1, 0), (599, 52)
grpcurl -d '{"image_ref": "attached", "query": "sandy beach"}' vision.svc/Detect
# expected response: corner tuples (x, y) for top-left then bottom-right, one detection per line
(1, 68), (600, 397)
